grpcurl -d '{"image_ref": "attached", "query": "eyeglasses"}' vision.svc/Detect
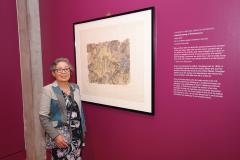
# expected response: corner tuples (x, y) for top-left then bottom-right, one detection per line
(54, 68), (71, 73)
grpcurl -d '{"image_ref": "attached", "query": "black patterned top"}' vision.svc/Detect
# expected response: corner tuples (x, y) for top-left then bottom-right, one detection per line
(63, 91), (83, 141)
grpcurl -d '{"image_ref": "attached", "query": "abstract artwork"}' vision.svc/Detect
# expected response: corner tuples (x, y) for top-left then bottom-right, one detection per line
(87, 39), (130, 85)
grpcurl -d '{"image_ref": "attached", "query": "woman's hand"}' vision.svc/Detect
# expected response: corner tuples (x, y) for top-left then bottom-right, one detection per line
(54, 135), (68, 148)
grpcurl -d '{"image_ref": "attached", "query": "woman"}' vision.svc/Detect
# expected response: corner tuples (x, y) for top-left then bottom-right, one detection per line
(39, 58), (86, 160)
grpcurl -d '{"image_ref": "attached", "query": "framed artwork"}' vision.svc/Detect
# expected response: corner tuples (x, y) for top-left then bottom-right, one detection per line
(73, 7), (154, 114)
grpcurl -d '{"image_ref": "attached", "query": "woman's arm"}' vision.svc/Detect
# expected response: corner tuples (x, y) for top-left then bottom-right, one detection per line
(39, 86), (59, 139)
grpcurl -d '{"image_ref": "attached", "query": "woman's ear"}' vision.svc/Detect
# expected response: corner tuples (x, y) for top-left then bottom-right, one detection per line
(51, 71), (56, 78)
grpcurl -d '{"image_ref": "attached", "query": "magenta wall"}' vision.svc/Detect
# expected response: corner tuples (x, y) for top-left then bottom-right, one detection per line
(0, 0), (25, 160)
(40, 0), (240, 160)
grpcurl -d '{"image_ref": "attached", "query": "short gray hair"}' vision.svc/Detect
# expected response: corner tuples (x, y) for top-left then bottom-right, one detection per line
(50, 57), (73, 72)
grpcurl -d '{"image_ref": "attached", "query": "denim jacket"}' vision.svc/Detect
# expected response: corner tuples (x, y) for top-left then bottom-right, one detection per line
(39, 81), (86, 139)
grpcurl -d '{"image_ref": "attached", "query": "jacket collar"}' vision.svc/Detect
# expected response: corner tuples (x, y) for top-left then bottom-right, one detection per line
(52, 81), (76, 94)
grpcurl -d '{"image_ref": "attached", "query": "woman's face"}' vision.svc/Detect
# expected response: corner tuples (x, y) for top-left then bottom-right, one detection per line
(52, 61), (71, 83)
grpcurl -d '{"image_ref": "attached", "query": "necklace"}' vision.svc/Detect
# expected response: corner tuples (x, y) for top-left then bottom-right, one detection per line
(57, 81), (71, 95)
(60, 87), (70, 95)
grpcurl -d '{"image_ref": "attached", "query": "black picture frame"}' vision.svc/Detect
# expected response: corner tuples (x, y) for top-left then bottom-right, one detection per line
(73, 7), (154, 115)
